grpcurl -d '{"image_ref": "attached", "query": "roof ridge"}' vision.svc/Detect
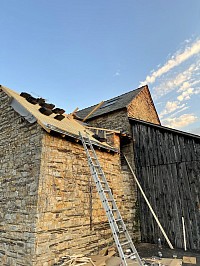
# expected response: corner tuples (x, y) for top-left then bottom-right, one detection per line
(78, 86), (145, 112)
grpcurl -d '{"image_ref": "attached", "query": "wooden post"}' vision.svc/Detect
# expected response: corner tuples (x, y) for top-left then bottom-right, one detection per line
(124, 155), (174, 250)
(182, 216), (187, 251)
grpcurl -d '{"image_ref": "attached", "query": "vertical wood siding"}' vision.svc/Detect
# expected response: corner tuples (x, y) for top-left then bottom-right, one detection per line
(131, 121), (200, 250)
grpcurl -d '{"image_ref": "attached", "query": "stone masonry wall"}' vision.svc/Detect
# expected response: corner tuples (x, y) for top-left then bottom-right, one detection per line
(0, 89), (43, 265)
(0, 89), (138, 265)
(127, 86), (160, 125)
(88, 109), (131, 135)
(34, 133), (138, 265)
(85, 111), (140, 244)
(85, 88), (160, 245)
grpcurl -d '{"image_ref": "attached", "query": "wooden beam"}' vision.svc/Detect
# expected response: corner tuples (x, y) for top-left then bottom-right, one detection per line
(124, 155), (174, 250)
(70, 107), (79, 117)
(85, 126), (120, 134)
(83, 101), (104, 122)
(182, 216), (187, 251)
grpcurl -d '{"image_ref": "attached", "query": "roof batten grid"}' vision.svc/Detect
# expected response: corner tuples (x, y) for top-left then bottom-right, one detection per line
(1, 85), (117, 153)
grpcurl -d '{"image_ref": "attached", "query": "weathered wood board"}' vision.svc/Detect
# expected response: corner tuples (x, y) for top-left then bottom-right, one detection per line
(131, 120), (200, 250)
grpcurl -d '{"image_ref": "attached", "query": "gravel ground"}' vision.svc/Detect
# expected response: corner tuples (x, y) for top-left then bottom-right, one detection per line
(136, 243), (200, 266)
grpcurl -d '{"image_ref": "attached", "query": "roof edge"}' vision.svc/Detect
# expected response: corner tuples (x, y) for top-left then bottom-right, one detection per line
(129, 117), (200, 140)
(43, 123), (119, 152)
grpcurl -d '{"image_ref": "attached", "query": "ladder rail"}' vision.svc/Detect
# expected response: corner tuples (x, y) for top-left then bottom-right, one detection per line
(79, 132), (144, 266)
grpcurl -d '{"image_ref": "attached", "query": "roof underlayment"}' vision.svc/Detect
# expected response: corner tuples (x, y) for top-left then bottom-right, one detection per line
(1, 85), (117, 152)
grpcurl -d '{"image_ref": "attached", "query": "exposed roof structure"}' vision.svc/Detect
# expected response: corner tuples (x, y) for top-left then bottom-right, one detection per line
(77, 86), (144, 120)
(1, 85), (117, 151)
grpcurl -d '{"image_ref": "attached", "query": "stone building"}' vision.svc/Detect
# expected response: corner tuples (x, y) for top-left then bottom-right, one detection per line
(0, 85), (140, 266)
(1, 83), (199, 266)
(77, 85), (200, 250)
(77, 85), (160, 175)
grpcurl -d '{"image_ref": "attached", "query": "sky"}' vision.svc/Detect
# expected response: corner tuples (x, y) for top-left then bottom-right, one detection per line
(1, 1), (200, 135)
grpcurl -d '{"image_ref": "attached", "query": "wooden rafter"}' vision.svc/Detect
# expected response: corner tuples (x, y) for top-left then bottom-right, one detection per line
(82, 101), (104, 122)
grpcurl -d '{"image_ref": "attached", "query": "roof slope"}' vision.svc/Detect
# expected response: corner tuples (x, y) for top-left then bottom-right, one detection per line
(1, 85), (116, 151)
(77, 86), (144, 120)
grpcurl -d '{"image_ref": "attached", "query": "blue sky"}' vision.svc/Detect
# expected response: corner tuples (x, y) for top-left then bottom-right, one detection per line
(1, 1), (200, 134)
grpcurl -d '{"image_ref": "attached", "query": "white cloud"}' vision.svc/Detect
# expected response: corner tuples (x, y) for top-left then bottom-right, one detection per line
(152, 63), (197, 99)
(177, 88), (194, 101)
(140, 37), (200, 132)
(114, 71), (120, 76)
(162, 113), (198, 129)
(141, 38), (200, 86)
(160, 101), (185, 117)
(169, 106), (189, 118)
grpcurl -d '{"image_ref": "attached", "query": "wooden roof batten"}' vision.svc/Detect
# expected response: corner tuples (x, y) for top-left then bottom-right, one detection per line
(0, 85), (117, 153)
(82, 101), (104, 122)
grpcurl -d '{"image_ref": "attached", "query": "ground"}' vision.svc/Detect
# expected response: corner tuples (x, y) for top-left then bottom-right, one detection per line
(136, 243), (200, 266)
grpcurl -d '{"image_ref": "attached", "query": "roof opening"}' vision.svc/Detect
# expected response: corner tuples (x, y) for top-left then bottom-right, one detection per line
(100, 99), (119, 109)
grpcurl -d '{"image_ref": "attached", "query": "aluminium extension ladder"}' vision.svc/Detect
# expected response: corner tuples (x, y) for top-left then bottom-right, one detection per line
(79, 132), (144, 266)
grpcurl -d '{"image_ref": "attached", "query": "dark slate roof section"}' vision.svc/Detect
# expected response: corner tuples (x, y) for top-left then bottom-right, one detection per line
(77, 86), (144, 120)
(129, 117), (200, 140)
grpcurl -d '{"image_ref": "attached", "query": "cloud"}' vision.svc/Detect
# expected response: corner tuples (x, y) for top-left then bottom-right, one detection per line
(162, 113), (198, 129)
(141, 38), (200, 86)
(114, 71), (120, 76)
(177, 88), (194, 101)
(169, 106), (189, 118)
(140, 37), (200, 133)
(152, 62), (199, 99)
(160, 101), (185, 117)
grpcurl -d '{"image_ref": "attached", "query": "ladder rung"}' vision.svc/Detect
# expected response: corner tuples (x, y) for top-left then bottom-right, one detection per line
(125, 253), (136, 259)
(115, 218), (122, 222)
(121, 241), (131, 246)
(111, 209), (117, 211)
(107, 199), (114, 202)
(93, 164), (101, 167)
(104, 190), (110, 193)
(118, 229), (126, 234)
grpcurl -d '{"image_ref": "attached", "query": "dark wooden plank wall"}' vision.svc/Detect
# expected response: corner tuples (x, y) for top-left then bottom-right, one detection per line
(131, 121), (200, 250)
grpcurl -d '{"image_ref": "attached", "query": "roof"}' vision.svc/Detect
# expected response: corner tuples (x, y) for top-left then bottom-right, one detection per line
(77, 86), (144, 120)
(0, 85), (117, 152)
(129, 117), (200, 140)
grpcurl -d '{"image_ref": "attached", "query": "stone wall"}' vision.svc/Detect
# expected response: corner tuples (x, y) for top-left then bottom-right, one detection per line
(88, 109), (131, 135)
(127, 86), (160, 125)
(84, 88), (161, 247)
(0, 89), (138, 265)
(34, 133), (138, 265)
(0, 89), (43, 265)
(84, 110), (140, 246)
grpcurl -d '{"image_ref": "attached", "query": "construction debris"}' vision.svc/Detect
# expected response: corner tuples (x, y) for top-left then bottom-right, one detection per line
(54, 254), (96, 266)
(182, 256), (196, 264)
(54, 246), (183, 266)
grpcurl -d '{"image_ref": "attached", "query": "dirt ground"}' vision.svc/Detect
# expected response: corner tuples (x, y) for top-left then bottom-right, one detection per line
(136, 243), (200, 266)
